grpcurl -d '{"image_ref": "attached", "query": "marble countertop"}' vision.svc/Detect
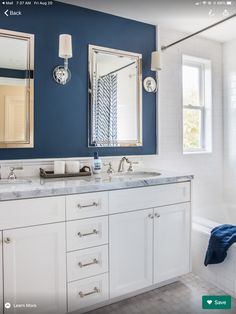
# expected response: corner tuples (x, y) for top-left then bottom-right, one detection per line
(0, 170), (194, 201)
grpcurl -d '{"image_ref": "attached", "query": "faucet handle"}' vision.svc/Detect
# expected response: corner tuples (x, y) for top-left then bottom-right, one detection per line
(8, 166), (23, 180)
(127, 161), (139, 172)
(103, 162), (115, 174)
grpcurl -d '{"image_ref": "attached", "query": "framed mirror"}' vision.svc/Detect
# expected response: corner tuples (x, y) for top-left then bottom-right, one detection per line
(0, 29), (34, 148)
(89, 45), (142, 147)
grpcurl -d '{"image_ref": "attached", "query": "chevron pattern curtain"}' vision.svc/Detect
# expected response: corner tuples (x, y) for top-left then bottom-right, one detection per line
(94, 74), (118, 145)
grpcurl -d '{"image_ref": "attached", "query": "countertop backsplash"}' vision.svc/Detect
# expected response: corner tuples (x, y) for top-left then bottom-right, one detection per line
(0, 155), (148, 179)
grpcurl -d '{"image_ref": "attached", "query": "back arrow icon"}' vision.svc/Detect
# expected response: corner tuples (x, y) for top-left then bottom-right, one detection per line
(4, 10), (9, 17)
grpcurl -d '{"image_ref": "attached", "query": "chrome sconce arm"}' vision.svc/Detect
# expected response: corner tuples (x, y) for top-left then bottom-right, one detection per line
(143, 15), (236, 92)
(53, 34), (73, 85)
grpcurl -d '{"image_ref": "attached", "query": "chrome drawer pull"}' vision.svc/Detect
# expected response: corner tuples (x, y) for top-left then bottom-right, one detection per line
(77, 202), (99, 209)
(78, 258), (98, 268)
(79, 287), (100, 298)
(78, 229), (99, 237)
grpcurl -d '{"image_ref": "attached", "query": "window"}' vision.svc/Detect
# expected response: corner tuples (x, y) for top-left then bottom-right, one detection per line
(182, 55), (212, 153)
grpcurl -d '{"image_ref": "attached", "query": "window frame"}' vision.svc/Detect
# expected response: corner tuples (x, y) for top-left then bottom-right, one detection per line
(182, 55), (212, 154)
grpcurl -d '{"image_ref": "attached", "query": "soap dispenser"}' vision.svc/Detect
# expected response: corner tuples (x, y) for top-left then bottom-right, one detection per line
(92, 151), (102, 174)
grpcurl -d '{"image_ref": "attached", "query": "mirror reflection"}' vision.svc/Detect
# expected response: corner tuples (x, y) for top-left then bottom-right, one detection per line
(0, 29), (34, 148)
(89, 45), (142, 147)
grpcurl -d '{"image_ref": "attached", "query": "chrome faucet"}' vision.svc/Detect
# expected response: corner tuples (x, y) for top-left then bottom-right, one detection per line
(118, 157), (138, 172)
(118, 157), (129, 172)
(118, 157), (139, 173)
(8, 167), (23, 180)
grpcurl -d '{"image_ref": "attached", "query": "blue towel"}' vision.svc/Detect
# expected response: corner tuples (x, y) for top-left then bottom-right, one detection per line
(204, 224), (236, 266)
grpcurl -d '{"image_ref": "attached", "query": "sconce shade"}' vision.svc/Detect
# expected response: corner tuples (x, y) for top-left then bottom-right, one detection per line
(59, 34), (72, 59)
(151, 51), (161, 71)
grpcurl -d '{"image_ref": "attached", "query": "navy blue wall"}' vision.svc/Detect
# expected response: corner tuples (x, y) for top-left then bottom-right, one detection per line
(0, 1), (156, 159)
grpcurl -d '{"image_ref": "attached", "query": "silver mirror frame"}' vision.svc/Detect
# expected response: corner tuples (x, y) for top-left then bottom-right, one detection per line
(0, 28), (34, 148)
(88, 44), (143, 147)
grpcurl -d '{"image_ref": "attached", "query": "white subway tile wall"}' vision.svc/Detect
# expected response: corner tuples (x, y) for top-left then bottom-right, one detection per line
(223, 39), (236, 210)
(147, 28), (224, 221)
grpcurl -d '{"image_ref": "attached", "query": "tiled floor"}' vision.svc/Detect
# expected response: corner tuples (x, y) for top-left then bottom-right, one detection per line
(87, 273), (235, 314)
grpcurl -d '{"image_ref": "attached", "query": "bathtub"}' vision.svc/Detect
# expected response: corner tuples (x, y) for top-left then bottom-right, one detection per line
(192, 216), (236, 297)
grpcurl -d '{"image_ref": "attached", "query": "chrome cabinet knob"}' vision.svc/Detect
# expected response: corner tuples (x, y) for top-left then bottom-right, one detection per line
(148, 214), (154, 219)
(155, 213), (160, 218)
(4, 237), (11, 244)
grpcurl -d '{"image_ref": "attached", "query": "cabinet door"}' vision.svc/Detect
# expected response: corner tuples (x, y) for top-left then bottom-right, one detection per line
(154, 203), (191, 284)
(0, 232), (3, 314)
(110, 209), (153, 298)
(3, 223), (66, 314)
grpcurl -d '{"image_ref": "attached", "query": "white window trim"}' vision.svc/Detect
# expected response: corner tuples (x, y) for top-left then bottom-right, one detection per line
(182, 55), (212, 154)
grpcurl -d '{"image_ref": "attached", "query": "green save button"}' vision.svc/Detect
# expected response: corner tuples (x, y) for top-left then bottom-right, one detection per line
(202, 295), (231, 310)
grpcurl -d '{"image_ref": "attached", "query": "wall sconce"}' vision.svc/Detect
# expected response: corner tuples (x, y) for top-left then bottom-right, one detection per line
(143, 51), (161, 93)
(53, 34), (73, 85)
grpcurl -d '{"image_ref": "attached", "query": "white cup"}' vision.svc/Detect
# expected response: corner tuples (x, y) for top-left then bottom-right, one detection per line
(65, 161), (80, 174)
(54, 161), (65, 174)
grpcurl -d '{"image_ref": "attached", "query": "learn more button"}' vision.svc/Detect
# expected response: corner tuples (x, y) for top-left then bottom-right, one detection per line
(202, 295), (231, 310)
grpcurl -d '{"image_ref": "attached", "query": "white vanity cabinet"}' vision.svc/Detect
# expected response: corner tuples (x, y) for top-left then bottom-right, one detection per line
(109, 203), (191, 299)
(66, 192), (109, 313)
(109, 209), (153, 298)
(0, 196), (67, 314)
(153, 203), (191, 284)
(0, 232), (3, 314)
(3, 223), (67, 314)
(0, 179), (192, 314)
(109, 183), (191, 300)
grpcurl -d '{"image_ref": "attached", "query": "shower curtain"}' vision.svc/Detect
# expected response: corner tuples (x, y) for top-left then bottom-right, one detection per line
(94, 73), (118, 145)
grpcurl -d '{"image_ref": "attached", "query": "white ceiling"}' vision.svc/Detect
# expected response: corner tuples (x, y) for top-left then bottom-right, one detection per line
(58, 0), (236, 43)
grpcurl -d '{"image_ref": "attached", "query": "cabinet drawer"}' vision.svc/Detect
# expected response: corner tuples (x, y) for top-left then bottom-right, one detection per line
(66, 192), (108, 220)
(66, 216), (108, 251)
(0, 196), (65, 230)
(109, 182), (190, 214)
(67, 245), (108, 281)
(68, 273), (109, 312)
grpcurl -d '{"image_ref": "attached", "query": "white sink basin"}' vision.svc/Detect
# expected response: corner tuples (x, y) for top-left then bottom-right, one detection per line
(0, 179), (32, 185)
